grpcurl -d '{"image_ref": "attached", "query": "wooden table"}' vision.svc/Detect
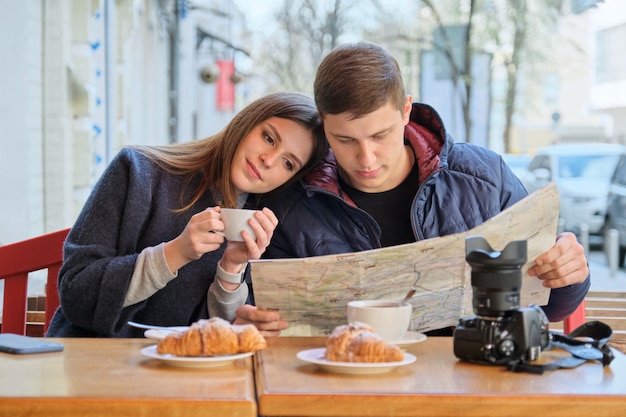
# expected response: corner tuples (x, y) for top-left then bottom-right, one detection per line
(0, 338), (257, 417)
(255, 336), (626, 417)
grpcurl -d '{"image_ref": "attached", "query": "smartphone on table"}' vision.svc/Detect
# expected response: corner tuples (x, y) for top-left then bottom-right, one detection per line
(0, 333), (64, 354)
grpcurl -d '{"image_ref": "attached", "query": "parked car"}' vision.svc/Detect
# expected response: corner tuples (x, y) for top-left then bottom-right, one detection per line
(605, 153), (626, 267)
(523, 143), (626, 235)
(501, 153), (532, 181)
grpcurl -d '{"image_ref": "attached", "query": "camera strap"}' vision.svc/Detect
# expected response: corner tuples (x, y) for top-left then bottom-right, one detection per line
(506, 320), (615, 374)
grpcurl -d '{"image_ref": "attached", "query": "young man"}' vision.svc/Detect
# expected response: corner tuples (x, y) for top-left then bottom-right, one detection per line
(236, 41), (590, 335)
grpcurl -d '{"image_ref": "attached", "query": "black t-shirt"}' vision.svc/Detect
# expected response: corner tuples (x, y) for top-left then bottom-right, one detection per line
(340, 158), (455, 337)
(340, 160), (419, 247)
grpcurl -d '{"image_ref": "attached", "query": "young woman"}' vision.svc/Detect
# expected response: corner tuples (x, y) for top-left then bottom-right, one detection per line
(46, 92), (327, 337)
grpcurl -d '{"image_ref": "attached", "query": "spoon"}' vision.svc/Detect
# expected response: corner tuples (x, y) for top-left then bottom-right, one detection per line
(127, 321), (179, 331)
(400, 287), (416, 305)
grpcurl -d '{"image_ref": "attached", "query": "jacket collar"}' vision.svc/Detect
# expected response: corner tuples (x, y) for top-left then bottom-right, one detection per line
(304, 102), (448, 202)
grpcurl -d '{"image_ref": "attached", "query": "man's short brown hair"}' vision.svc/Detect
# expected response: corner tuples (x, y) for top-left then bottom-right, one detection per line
(314, 42), (407, 119)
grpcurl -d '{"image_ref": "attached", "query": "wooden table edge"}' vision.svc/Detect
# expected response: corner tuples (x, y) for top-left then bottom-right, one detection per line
(0, 397), (257, 417)
(256, 392), (626, 417)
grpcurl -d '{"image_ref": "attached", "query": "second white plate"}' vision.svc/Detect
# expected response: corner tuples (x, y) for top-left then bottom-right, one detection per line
(296, 348), (416, 374)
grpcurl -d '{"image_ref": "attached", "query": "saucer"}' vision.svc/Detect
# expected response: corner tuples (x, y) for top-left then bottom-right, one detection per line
(390, 331), (427, 347)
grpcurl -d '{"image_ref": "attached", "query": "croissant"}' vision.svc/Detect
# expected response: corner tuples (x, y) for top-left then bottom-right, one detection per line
(326, 322), (404, 363)
(156, 317), (267, 357)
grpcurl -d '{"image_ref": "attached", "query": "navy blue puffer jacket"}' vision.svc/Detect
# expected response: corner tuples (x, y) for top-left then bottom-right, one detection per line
(261, 103), (589, 322)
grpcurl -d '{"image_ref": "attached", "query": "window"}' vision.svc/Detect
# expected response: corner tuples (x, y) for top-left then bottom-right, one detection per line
(558, 155), (621, 179)
(595, 23), (626, 83)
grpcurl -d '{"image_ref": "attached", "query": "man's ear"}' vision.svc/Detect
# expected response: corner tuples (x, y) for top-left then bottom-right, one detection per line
(403, 95), (412, 124)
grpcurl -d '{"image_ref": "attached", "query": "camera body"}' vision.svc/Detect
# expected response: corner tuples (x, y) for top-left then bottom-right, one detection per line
(453, 304), (549, 365)
(453, 236), (550, 365)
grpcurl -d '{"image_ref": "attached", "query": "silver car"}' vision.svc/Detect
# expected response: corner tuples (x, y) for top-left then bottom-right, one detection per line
(523, 143), (626, 235)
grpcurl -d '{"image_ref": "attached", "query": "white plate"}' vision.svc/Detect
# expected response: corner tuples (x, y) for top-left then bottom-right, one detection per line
(296, 348), (416, 374)
(390, 331), (427, 348)
(140, 345), (253, 368)
(143, 326), (190, 341)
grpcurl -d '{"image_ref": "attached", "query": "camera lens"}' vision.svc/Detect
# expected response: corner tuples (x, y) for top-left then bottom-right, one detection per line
(465, 237), (527, 317)
(471, 266), (521, 316)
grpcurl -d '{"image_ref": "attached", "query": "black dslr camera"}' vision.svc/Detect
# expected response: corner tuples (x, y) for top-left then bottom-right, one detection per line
(453, 236), (549, 365)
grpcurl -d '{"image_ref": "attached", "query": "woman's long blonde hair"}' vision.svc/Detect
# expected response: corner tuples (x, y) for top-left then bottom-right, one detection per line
(132, 92), (327, 211)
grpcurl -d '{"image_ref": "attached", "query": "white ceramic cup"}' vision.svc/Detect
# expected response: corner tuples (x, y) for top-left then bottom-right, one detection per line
(218, 208), (259, 242)
(346, 300), (412, 342)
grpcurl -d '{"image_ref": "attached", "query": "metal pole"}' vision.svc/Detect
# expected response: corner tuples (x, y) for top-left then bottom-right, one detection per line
(104, 0), (115, 162)
(606, 228), (619, 278)
(168, 1), (180, 143)
(579, 223), (589, 256)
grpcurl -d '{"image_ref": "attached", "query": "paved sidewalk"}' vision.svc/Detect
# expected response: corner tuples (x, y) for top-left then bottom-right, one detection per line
(587, 250), (626, 293)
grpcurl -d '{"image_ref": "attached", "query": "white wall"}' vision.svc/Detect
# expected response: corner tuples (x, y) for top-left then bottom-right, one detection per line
(0, 1), (45, 244)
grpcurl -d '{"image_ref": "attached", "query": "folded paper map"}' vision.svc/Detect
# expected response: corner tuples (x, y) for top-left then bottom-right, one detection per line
(250, 183), (559, 336)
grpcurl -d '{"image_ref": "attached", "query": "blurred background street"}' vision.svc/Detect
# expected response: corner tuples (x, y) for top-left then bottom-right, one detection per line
(588, 248), (626, 292)
(1, 0), (625, 307)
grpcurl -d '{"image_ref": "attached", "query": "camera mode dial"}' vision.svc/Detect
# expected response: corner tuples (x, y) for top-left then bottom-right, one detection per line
(497, 339), (515, 357)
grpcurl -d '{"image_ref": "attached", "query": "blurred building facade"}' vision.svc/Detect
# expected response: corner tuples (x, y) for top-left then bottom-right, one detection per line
(407, 1), (617, 155)
(0, 0), (251, 246)
(589, 0), (626, 144)
(491, 2), (612, 155)
(510, 0), (626, 153)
